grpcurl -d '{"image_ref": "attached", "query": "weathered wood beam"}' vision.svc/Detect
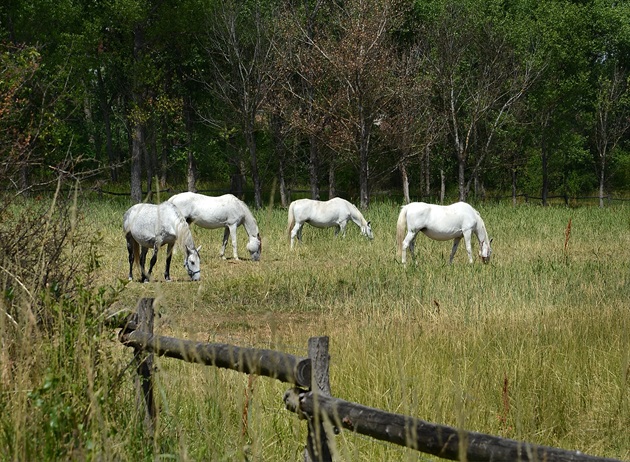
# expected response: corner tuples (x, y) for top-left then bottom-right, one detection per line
(120, 329), (312, 388)
(284, 389), (621, 462)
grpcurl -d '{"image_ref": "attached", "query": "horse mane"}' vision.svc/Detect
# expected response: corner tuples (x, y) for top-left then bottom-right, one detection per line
(474, 211), (489, 242)
(345, 199), (368, 226)
(174, 211), (195, 253)
(235, 197), (259, 237)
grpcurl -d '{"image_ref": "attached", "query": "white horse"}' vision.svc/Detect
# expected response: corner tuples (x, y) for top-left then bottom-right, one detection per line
(287, 197), (374, 249)
(396, 202), (492, 265)
(168, 192), (262, 261)
(123, 202), (201, 282)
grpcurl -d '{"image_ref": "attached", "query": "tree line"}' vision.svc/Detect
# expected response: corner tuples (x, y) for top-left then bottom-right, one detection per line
(1, 0), (629, 208)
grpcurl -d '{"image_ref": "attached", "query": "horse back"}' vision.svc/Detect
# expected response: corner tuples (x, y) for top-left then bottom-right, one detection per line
(292, 198), (349, 226)
(124, 202), (182, 248)
(405, 202), (470, 239)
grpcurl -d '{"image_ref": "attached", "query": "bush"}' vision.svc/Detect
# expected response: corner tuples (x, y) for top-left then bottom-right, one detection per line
(0, 179), (128, 460)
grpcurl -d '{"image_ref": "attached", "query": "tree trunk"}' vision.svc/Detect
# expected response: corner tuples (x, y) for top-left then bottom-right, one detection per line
(160, 122), (168, 189)
(309, 134), (320, 200)
(328, 158), (336, 200)
(184, 96), (197, 193)
(598, 151), (606, 208)
(424, 146), (431, 198)
(244, 122), (262, 209)
(512, 167), (517, 207)
(144, 126), (155, 201)
(19, 165), (29, 195)
(457, 153), (466, 202)
(131, 123), (143, 204)
(400, 162), (410, 204)
(440, 169), (445, 204)
(541, 137), (549, 207)
(271, 113), (289, 207)
(359, 150), (369, 209)
(97, 67), (116, 182)
(131, 24), (145, 204)
(358, 112), (371, 209)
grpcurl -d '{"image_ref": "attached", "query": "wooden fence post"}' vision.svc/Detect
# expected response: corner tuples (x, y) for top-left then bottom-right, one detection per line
(304, 336), (333, 462)
(133, 298), (156, 437)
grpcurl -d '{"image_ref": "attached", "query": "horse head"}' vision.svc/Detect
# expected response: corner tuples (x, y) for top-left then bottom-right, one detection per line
(479, 238), (493, 264)
(247, 233), (262, 261)
(184, 246), (202, 280)
(362, 221), (374, 240)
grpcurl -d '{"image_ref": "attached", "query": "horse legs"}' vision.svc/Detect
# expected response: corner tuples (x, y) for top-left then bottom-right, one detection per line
(229, 224), (239, 260)
(290, 222), (303, 250)
(139, 247), (151, 282)
(463, 230), (474, 263)
(164, 243), (173, 281)
(221, 227), (230, 259)
(126, 234), (135, 281)
(449, 231), (473, 264)
(145, 245), (160, 282)
(338, 221), (348, 237)
(449, 238), (461, 264)
(401, 231), (417, 264)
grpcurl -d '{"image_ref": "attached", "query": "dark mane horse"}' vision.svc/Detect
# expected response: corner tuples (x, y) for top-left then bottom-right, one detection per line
(123, 202), (201, 282)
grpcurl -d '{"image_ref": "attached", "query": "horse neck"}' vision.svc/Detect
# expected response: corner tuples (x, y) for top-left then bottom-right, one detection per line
(241, 206), (259, 238)
(348, 204), (367, 227)
(474, 218), (489, 243)
(177, 220), (196, 252)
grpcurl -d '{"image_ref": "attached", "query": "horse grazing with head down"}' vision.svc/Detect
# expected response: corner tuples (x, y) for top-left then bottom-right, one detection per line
(169, 192), (261, 261)
(123, 201), (201, 282)
(396, 202), (492, 265)
(287, 197), (374, 249)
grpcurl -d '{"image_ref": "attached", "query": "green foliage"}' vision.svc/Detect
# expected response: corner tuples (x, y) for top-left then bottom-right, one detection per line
(2, 0), (629, 199)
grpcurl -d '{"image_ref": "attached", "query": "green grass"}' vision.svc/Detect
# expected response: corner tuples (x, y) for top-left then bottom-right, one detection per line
(2, 195), (629, 460)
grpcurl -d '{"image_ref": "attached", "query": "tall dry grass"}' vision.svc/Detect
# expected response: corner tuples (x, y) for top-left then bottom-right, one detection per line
(2, 194), (629, 460)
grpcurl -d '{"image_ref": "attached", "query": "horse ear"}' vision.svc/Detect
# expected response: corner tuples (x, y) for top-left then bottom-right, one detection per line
(196, 245), (202, 253)
(367, 221), (371, 226)
(490, 238), (493, 244)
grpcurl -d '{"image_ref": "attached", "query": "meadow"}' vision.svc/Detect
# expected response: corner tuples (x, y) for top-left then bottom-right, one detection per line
(2, 193), (630, 461)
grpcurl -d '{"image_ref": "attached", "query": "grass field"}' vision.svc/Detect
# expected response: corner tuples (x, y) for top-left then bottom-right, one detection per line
(2, 193), (630, 461)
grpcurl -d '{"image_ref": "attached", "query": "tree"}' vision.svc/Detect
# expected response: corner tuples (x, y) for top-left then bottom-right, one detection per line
(0, 43), (41, 191)
(590, 0), (630, 207)
(198, 0), (276, 209)
(518, 0), (593, 205)
(425, 0), (538, 202)
(288, 0), (401, 208)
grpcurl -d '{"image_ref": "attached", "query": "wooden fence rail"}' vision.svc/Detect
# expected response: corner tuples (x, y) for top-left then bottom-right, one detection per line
(106, 298), (621, 462)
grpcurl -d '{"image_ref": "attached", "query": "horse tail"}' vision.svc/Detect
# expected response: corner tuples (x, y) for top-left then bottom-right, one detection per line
(287, 201), (295, 241)
(132, 237), (141, 272)
(396, 205), (408, 258)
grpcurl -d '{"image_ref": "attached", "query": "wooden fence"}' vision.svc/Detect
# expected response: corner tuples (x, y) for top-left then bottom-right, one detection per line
(106, 298), (620, 462)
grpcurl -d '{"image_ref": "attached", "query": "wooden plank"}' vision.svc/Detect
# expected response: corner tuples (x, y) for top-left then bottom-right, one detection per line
(133, 298), (156, 437)
(285, 390), (621, 462)
(120, 329), (312, 388)
(304, 337), (333, 462)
